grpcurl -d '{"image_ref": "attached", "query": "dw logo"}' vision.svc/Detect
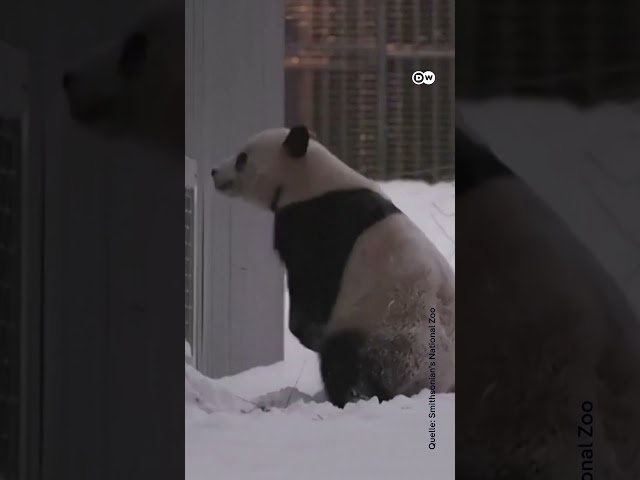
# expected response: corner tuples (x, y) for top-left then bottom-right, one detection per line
(412, 71), (436, 85)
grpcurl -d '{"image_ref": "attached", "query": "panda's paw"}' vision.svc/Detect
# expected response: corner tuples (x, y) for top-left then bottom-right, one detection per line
(350, 389), (370, 402)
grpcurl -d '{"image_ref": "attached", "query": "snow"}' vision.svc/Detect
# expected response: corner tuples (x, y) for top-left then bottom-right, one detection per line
(185, 180), (455, 480)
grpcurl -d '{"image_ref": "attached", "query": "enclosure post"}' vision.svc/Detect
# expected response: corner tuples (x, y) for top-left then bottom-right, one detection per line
(376, 0), (388, 179)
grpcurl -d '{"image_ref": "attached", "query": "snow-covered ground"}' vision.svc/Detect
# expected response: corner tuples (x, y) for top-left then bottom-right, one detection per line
(185, 180), (456, 480)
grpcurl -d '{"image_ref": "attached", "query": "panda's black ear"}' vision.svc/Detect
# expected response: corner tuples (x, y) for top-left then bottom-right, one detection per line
(283, 125), (310, 158)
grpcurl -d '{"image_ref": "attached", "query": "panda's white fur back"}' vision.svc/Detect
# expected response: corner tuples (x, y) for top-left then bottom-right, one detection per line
(329, 213), (455, 394)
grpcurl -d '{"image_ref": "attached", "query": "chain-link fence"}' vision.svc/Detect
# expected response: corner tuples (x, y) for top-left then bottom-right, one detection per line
(184, 156), (199, 352)
(285, 0), (455, 183)
(185, 188), (195, 344)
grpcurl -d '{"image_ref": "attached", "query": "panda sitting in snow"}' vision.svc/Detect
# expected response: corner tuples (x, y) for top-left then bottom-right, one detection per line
(212, 125), (455, 408)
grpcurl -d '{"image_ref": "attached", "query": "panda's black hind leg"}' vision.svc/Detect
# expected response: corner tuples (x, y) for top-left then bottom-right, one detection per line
(319, 329), (392, 408)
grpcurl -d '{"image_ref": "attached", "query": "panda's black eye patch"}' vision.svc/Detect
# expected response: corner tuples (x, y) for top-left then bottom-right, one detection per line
(119, 31), (148, 77)
(235, 152), (248, 172)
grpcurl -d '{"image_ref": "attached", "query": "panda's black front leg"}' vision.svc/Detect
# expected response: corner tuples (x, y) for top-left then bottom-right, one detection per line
(288, 303), (325, 352)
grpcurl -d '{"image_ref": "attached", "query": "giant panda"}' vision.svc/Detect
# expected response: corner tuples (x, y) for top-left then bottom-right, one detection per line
(455, 124), (640, 478)
(61, 0), (183, 153)
(211, 125), (456, 408)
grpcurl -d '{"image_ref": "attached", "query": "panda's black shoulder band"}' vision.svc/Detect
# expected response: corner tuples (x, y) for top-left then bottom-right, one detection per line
(270, 186), (283, 212)
(273, 188), (401, 332)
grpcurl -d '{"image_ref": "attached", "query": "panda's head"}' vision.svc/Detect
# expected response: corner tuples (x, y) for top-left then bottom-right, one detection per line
(211, 125), (368, 211)
(62, 1), (183, 152)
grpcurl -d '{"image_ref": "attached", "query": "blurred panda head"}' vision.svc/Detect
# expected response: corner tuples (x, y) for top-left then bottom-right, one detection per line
(211, 125), (326, 210)
(62, 1), (183, 151)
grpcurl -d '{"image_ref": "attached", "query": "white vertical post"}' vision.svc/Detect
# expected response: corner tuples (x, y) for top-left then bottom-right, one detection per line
(186, 0), (285, 378)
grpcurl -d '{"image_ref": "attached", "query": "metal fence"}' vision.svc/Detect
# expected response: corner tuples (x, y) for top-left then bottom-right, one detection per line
(184, 157), (199, 353)
(284, 0), (455, 182)
(185, 188), (195, 344)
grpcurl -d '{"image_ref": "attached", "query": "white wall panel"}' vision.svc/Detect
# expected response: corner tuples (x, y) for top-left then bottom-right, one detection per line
(186, 0), (285, 377)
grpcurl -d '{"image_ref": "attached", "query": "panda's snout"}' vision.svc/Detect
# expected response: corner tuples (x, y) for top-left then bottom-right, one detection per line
(211, 168), (234, 191)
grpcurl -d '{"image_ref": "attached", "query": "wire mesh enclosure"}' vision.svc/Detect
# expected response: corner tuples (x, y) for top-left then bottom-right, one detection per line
(285, 0), (455, 182)
(0, 115), (22, 480)
(184, 157), (199, 356)
(185, 189), (195, 343)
